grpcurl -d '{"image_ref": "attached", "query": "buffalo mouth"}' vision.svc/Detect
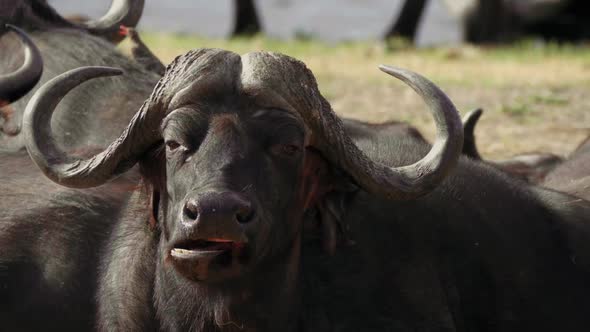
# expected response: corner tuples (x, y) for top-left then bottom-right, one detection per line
(169, 239), (248, 282)
(171, 239), (242, 258)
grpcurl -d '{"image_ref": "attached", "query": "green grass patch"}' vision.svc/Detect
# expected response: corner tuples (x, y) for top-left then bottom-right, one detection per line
(530, 93), (569, 106)
(138, 31), (590, 63)
(500, 102), (535, 118)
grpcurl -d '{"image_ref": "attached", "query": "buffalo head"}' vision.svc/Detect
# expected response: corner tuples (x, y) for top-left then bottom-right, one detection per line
(23, 49), (463, 283)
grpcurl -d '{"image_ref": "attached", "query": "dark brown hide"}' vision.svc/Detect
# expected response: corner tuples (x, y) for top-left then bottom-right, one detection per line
(0, 151), (138, 331)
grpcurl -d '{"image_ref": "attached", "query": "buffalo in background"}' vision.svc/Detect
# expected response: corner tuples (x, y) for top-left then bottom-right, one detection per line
(461, 108), (565, 183)
(0, 22), (138, 330)
(0, 3), (153, 328)
(0, 0), (158, 152)
(461, 108), (590, 198)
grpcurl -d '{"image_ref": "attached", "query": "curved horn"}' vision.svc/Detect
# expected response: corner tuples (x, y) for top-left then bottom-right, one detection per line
(23, 66), (160, 188)
(462, 108), (483, 160)
(75, 0), (145, 39)
(24, 61), (464, 198)
(320, 65), (463, 200)
(0, 25), (43, 104)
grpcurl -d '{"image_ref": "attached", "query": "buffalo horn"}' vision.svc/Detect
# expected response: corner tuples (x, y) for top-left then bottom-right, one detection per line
(72, 0), (144, 39)
(23, 66), (160, 188)
(314, 65), (464, 200)
(24, 63), (464, 200)
(0, 24), (43, 104)
(462, 108), (483, 160)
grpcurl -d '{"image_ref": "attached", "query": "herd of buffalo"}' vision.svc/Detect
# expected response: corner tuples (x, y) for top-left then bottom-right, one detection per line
(1, 1), (590, 331)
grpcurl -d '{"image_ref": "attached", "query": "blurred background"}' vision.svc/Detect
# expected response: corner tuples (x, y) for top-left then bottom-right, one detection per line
(48, 0), (590, 158)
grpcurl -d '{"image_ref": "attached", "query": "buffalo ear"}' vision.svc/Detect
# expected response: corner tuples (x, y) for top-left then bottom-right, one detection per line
(139, 143), (166, 230)
(302, 148), (358, 256)
(316, 192), (354, 255)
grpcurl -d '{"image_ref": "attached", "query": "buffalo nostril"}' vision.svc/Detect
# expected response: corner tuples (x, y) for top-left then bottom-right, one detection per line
(183, 193), (253, 224)
(183, 201), (199, 221)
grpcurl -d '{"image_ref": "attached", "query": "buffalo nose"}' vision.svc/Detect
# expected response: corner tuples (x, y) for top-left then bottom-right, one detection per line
(182, 192), (254, 226)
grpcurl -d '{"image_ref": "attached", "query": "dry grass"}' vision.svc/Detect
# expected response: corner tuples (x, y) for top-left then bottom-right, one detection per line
(124, 32), (590, 159)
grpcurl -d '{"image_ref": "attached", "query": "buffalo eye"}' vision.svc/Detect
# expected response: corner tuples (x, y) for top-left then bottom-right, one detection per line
(281, 144), (301, 156)
(271, 143), (302, 158)
(166, 140), (181, 151)
(165, 140), (191, 164)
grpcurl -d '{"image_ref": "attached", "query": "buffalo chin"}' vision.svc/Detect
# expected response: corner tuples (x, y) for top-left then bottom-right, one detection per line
(168, 240), (249, 282)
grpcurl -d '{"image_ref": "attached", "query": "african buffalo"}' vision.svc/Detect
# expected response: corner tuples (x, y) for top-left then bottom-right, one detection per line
(16, 48), (590, 331)
(0, 0), (156, 152)
(0, 25), (141, 330)
(461, 108), (564, 183)
(0, 27), (439, 329)
(0, 25), (405, 330)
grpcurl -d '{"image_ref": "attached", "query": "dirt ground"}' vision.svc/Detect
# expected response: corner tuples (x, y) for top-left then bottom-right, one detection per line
(136, 34), (590, 159)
